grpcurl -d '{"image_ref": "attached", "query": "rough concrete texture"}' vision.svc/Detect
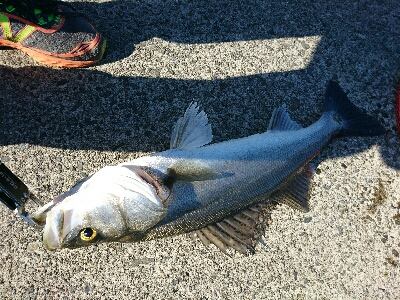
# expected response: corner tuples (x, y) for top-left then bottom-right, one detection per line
(1, 0), (399, 299)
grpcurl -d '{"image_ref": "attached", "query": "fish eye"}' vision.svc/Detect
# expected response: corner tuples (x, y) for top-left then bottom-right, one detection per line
(80, 228), (97, 242)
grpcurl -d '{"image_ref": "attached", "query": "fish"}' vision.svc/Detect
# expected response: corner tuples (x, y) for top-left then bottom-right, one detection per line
(32, 80), (385, 254)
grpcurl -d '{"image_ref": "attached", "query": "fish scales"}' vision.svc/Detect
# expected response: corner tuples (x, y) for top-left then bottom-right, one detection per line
(30, 81), (385, 252)
(130, 114), (340, 240)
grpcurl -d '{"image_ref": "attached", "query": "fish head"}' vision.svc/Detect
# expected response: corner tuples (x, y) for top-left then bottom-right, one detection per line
(34, 166), (167, 250)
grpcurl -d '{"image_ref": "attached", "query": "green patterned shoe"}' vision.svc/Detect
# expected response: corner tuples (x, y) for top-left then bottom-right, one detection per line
(0, 0), (106, 68)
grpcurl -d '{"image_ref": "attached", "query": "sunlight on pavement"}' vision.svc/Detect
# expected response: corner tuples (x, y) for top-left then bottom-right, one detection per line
(103, 36), (322, 80)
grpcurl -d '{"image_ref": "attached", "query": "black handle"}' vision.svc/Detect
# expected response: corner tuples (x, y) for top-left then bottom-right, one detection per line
(0, 163), (30, 210)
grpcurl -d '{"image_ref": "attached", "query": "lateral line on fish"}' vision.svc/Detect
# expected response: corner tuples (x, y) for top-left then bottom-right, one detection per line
(36, 80), (385, 254)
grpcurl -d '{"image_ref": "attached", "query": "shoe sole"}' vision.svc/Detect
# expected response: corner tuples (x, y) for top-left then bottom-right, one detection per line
(0, 38), (106, 68)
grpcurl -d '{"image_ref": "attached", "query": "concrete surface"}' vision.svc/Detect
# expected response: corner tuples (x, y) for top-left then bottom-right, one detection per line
(1, 0), (399, 299)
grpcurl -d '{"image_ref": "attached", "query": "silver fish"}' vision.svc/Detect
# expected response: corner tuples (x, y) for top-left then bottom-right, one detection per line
(32, 81), (384, 253)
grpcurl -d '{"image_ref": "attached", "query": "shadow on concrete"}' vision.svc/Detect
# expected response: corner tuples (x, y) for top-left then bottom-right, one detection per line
(1, 0), (398, 168)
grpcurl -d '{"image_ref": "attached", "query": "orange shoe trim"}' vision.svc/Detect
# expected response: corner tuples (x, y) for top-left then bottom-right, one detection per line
(26, 31), (103, 59)
(0, 11), (105, 68)
(0, 12), (65, 35)
(0, 37), (106, 68)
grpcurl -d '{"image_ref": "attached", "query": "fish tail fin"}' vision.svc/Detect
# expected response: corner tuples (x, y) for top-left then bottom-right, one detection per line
(324, 80), (385, 137)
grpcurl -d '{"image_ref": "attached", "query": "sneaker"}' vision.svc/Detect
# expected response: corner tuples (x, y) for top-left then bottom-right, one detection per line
(0, 0), (106, 68)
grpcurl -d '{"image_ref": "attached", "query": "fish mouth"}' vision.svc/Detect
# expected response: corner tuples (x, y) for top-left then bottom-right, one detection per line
(31, 195), (69, 226)
(43, 209), (64, 250)
(43, 208), (80, 250)
(31, 182), (85, 226)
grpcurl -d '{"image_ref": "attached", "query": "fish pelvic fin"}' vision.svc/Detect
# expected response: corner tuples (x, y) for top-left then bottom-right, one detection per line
(267, 104), (303, 132)
(170, 102), (213, 150)
(271, 164), (314, 213)
(190, 202), (277, 255)
(324, 80), (385, 137)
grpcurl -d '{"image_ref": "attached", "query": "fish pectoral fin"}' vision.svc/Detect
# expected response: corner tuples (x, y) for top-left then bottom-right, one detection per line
(271, 164), (314, 212)
(168, 160), (220, 182)
(267, 104), (303, 132)
(170, 102), (213, 150)
(190, 202), (277, 255)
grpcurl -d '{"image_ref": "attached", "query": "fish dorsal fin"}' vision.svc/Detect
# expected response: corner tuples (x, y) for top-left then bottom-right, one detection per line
(170, 102), (213, 150)
(267, 104), (303, 131)
(271, 164), (314, 212)
(190, 202), (277, 255)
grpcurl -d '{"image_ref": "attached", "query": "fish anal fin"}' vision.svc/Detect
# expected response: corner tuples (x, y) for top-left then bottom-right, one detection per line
(170, 102), (213, 150)
(197, 227), (229, 254)
(272, 164), (314, 212)
(192, 202), (276, 255)
(267, 104), (303, 132)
